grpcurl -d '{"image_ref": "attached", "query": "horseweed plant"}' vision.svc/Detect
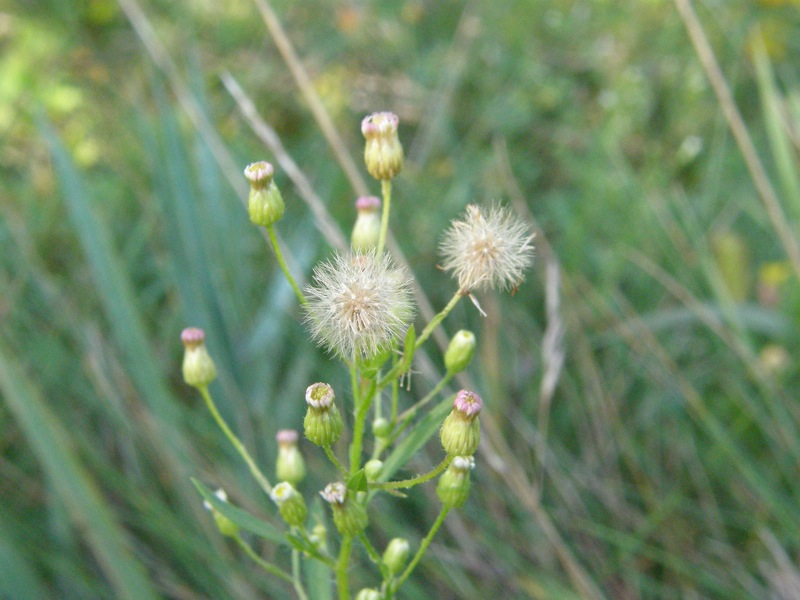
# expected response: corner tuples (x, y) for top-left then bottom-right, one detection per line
(181, 111), (534, 599)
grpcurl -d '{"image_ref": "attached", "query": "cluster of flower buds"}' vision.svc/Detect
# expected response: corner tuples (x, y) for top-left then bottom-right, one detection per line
(244, 160), (285, 227)
(303, 383), (344, 447)
(320, 482), (368, 536)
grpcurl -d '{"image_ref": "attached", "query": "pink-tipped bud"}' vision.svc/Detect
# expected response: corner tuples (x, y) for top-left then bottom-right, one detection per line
(440, 390), (482, 456)
(276, 429), (306, 485)
(453, 390), (483, 418)
(361, 112), (403, 181)
(181, 327), (217, 388)
(351, 196), (382, 252)
(304, 383), (344, 447)
(244, 161), (284, 227)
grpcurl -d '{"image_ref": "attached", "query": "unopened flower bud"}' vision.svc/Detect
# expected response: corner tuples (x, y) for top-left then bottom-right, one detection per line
(440, 390), (482, 456)
(270, 481), (308, 527)
(444, 330), (476, 374)
(364, 459), (383, 482)
(181, 327), (217, 388)
(244, 161), (285, 227)
(320, 482), (368, 535)
(361, 112), (403, 181)
(351, 196), (382, 252)
(276, 429), (306, 485)
(303, 383), (344, 447)
(382, 538), (410, 576)
(355, 589), (382, 600)
(309, 523), (328, 553)
(436, 455), (475, 508)
(203, 488), (239, 537)
(372, 417), (391, 439)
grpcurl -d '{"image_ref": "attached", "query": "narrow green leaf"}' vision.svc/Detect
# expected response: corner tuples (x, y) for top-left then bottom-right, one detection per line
(346, 469), (367, 492)
(192, 479), (284, 544)
(0, 342), (158, 599)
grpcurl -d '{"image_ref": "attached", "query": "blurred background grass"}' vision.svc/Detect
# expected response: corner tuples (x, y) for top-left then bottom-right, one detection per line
(2, 0), (800, 598)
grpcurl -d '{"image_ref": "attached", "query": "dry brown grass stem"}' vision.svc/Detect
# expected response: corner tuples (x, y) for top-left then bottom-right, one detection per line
(674, 0), (800, 280)
(251, 0), (370, 198)
(221, 72), (349, 253)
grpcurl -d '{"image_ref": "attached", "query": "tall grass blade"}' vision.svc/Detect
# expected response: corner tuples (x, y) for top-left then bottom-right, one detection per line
(0, 341), (158, 599)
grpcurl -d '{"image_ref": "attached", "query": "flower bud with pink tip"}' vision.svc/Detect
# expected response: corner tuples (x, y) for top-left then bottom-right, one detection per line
(361, 112), (403, 181)
(439, 390), (483, 457)
(181, 327), (217, 388)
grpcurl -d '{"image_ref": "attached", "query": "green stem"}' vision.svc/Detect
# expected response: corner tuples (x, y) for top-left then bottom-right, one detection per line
(392, 507), (450, 592)
(291, 540), (309, 600)
(199, 386), (272, 495)
(234, 534), (294, 585)
(376, 179), (392, 256)
(376, 291), (463, 391)
(375, 456), (451, 490)
(324, 445), (348, 477)
(398, 372), (452, 424)
(336, 535), (354, 600)
(266, 223), (307, 305)
(349, 366), (377, 475)
(415, 290), (462, 349)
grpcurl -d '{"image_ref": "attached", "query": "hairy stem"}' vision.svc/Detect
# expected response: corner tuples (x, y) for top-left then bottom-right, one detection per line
(376, 179), (392, 256)
(266, 223), (307, 305)
(199, 386), (272, 495)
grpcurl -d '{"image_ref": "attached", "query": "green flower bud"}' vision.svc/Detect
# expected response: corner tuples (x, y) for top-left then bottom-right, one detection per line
(382, 537), (410, 576)
(351, 196), (382, 252)
(364, 459), (383, 482)
(203, 489), (239, 537)
(245, 161), (285, 227)
(444, 330), (476, 374)
(276, 429), (306, 485)
(309, 523), (328, 553)
(303, 383), (344, 447)
(361, 112), (403, 181)
(270, 482), (308, 527)
(355, 589), (383, 600)
(181, 327), (217, 388)
(320, 482), (368, 536)
(439, 390), (482, 456)
(372, 417), (391, 439)
(436, 456), (475, 509)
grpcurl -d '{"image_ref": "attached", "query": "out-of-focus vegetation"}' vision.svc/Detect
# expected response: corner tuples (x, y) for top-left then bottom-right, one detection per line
(2, 0), (800, 598)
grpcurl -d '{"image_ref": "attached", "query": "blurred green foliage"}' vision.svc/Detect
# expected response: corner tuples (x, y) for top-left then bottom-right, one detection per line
(3, 0), (800, 598)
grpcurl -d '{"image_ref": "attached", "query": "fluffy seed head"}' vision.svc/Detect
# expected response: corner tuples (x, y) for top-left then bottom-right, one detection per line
(304, 251), (414, 359)
(439, 204), (534, 293)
